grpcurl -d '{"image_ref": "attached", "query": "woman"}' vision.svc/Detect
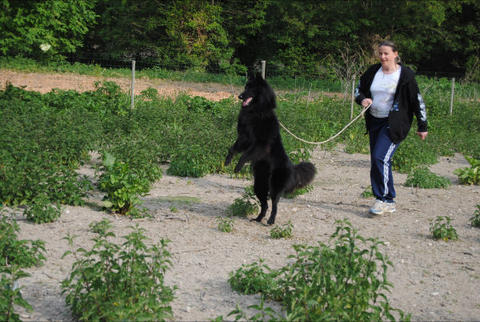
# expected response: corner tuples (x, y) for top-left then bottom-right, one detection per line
(355, 40), (428, 215)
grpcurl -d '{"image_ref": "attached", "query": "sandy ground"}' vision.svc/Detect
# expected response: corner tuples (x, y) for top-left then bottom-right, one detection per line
(2, 70), (480, 321)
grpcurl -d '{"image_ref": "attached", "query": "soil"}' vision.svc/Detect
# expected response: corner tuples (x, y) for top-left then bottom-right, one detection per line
(2, 70), (480, 321)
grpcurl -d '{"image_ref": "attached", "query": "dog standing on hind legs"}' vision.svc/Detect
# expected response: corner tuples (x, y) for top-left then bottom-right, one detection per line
(225, 73), (316, 225)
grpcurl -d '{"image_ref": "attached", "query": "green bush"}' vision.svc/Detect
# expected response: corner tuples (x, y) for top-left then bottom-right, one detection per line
(227, 220), (410, 321)
(430, 216), (458, 241)
(0, 212), (46, 321)
(471, 205), (480, 228)
(454, 156), (480, 185)
(270, 221), (293, 239)
(392, 133), (438, 173)
(217, 216), (234, 233)
(98, 153), (150, 217)
(61, 224), (176, 321)
(227, 186), (259, 217)
(23, 195), (62, 224)
(167, 145), (213, 177)
(360, 186), (374, 198)
(228, 259), (279, 296)
(404, 167), (451, 189)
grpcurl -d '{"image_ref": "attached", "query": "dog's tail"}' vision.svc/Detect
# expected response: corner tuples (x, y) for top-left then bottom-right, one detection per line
(292, 162), (316, 190)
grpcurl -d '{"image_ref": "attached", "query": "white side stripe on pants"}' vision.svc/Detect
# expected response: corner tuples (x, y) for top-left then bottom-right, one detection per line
(383, 143), (397, 197)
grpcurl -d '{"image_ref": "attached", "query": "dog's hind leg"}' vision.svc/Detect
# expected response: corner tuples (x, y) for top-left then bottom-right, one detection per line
(267, 168), (292, 225)
(252, 161), (270, 223)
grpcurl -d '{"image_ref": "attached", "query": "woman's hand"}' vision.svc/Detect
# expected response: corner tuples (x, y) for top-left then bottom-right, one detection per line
(417, 131), (428, 140)
(361, 98), (373, 108)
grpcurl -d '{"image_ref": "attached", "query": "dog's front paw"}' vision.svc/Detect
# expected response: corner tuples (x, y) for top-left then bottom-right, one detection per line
(267, 218), (275, 225)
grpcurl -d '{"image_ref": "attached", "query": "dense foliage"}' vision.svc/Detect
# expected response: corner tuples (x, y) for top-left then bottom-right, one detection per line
(1, 0), (479, 78)
(0, 76), (479, 216)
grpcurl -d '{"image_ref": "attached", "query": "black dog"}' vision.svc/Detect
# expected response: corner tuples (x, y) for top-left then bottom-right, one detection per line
(225, 73), (316, 225)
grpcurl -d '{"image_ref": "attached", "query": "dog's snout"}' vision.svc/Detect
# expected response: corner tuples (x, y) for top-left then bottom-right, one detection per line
(238, 93), (244, 100)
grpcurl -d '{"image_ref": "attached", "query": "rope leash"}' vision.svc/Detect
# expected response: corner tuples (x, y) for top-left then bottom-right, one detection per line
(278, 104), (371, 145)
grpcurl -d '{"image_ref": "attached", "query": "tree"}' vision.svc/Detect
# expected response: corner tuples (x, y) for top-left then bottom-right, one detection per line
(82, 0), (234, 72)
(0, 0), (97, 59)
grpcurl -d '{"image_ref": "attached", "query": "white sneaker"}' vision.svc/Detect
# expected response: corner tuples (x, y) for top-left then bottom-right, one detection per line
(369, 200), (396, 215)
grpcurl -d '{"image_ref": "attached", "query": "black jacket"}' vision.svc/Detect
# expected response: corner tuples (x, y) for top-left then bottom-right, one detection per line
(355, 63), (428, 143)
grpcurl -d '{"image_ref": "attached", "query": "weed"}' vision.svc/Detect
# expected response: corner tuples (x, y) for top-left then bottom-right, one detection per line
(227, 186), (259, 218)
(470, 205), (480, 228)
(430, 216), (458, 241)
(454, 156), (480, 185)
(270, 221), (293, 239)
(361, 186), (374, 198)
(88, 219), (113, 235)
(404, 167), (451, 189)
(61, 225), (176, 321)
(217, 216), (234, 233)
(228, 259), (278, 295)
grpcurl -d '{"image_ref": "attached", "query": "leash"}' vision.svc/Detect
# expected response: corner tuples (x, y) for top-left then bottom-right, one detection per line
(278, 103), (371, 145)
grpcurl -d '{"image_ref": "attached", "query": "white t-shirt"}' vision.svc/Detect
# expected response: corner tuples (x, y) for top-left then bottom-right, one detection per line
(369, 67), (401, 118)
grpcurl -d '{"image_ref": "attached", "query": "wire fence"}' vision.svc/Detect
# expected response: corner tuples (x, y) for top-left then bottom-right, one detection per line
(1, 55), (479, 117)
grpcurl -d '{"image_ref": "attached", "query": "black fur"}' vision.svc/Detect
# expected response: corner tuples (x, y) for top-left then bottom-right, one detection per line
(225, 74), (316, 225)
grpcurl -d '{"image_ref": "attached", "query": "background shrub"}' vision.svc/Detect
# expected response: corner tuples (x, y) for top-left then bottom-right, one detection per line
(404, 167), (451, 189)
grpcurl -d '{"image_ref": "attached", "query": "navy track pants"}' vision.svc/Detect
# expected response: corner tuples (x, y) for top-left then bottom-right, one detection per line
(369, 117), (399, 202)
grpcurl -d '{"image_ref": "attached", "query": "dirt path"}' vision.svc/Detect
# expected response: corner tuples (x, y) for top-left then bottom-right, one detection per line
(0, 69), (238, 101)
(2, 70), (480, 321)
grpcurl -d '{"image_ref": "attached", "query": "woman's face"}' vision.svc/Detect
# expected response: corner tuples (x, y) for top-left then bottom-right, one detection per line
(378, 45), (398, 67)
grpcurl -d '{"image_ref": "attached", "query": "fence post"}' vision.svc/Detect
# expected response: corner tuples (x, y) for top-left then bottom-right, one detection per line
(350, 76), (355, 120)
(261, 60), (266, 79)
(449, 77), (455, 115)
(131, 60), (136, 109)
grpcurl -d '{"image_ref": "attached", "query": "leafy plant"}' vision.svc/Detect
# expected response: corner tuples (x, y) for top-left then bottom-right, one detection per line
(454, 156), (480, 185)
(361, 186), (374, 198)
(167, 144), (213, 178)
(216, 216), (234, 233)
(226, 219), (410, 321)
(470, 205), (480, 228)
(430, 216), (458, 241)
(227, 186), (259, 217)
(270, 221), (293, 239)
(404, 167), (451, 189)
(23, 195), (62, 224)
(0, 212), (46, 321)
(61, 225), (176, 321)
(98, 152), (150, 217)
(228, 259), (278, 295)
(88, 219), (113, 235)
(0, 213), (46, 268)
